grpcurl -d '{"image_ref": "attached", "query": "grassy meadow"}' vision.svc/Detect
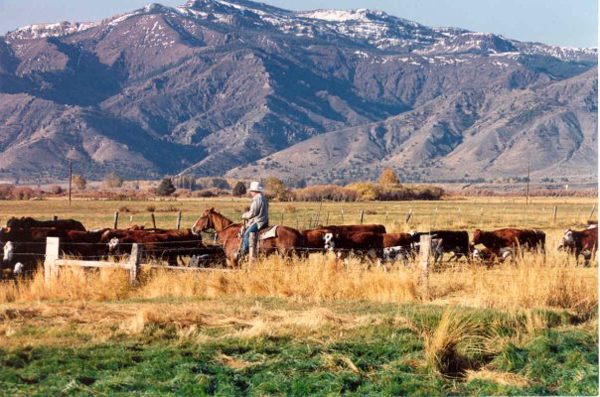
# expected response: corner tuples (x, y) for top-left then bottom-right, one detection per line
(0, 196), (597, 395)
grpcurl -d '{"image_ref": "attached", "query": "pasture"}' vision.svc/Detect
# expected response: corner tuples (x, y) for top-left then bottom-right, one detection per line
(0, 196), (598, 395)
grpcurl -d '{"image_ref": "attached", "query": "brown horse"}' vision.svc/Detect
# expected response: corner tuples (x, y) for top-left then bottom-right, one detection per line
(191, 208), (305, 267)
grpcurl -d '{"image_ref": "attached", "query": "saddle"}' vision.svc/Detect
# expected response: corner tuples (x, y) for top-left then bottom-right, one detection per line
(258, 225), (278, 240)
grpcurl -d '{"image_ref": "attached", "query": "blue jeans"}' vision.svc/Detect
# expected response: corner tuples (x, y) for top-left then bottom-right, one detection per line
(240, 223), (259, 256)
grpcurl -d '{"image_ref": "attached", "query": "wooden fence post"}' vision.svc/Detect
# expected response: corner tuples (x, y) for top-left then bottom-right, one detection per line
(129, 215), (133, 227)
(280, 212), (284, 226)
(553, 206), (558, 224)
(113, 211), (119, 229)
(296, 215), (299, 230)
(359, 210), (364, 225)
(314, 199), (323, 227)
(384, 211), (388, 224)
(589, 205), (596, 220)
(176, 211), (182, 230)
(151, 213), (157, 229)
(44, 237), (60, 283)
(419, 235), (431, 301)
(405, 208), (413, 224)
(325, 212), (330, 226)
(129, 243), (142, 286)
(341, 209), (344, 223)
(249, 232), (257, 262)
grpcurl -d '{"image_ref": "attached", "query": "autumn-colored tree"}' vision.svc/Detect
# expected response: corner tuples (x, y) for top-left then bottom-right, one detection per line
(379, 168), (401, 186)
(265, 177), (291, 201)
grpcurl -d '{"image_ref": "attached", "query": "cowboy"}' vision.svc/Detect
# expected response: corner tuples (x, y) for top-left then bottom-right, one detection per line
(237, 181), (269, 260)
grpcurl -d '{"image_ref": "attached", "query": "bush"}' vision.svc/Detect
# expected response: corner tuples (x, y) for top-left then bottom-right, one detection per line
(232, 181), (247, 197)
(345, 182), (444, 201)
(293, 185), (359, 202)
(104, 172), (124, 188)
(146, 205), (156, 212)
(265, 177), (292, 201)
(50, 185), (63, 195)
(345, 182), (380, 201)
(72, 174), (87, 190)
(12, 187), (37, 200)
(0, 184), (14, 200)
(192, 189), (230, 198)
(157, 178), (176, 197)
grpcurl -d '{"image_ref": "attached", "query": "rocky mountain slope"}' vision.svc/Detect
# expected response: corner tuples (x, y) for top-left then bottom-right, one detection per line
(0, 0), (596, 182)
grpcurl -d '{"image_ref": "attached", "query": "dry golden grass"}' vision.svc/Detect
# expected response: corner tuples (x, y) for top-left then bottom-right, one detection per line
(0, 250), (596, 316)
(423, 307), (487, 377)
(465, 369), (531, 388)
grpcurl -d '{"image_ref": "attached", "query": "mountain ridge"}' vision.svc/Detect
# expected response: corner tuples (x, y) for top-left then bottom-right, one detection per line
(0, 0), (596, 183)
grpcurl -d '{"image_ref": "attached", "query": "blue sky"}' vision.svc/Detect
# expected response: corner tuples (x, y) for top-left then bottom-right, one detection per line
(0, 0), (597, 47)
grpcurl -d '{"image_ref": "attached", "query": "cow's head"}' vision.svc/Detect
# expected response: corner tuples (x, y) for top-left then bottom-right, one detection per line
(557, 229), (575, 251)
(471, 229), (482, 246)
(3, 241), (14, 263)
(472, 247), (482, 259)
(323, 232), (335, 250)
(108, 238), (120, 253)
(13, 262), (24, 275)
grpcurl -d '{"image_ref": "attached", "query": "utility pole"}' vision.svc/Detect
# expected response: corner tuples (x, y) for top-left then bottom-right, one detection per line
(525, 161), (530, 205)
(68, 160), (73, 206)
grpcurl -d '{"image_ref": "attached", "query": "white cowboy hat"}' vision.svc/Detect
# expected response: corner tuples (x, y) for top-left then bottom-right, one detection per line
(248, 181), (264, 192)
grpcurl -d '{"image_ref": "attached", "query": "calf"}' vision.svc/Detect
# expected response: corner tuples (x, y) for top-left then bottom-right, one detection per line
(472, 247), (513, 266)
(471, 228), (545, 254)
(382, 233), (414, 266)
(558, 227), (597, 266)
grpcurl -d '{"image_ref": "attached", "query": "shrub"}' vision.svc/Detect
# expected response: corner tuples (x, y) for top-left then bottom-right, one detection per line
(72, 174), (87, 190)
(265, 177), (292, 201)
(50, 185), (63, 195)
(345, 182), (380, 201)
(192, 189), (230, 198)
(232, 181), (247, 197)
(293, 185), (359, 202)
(146, 205), (156, 212)
(0, 184), (14, 200)
(12, 187), (37, 200)
(104, 172), (124, 188)
(157, 178), (176, 197)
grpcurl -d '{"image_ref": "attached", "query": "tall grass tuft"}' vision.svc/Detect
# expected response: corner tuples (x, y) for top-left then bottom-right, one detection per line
(423, 307), (487, 378)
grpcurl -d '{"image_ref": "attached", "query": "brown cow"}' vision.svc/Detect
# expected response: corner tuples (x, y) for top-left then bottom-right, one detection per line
(558, 227), (598, 266)
(471, 228), (545, 255)
(323, 231), (385, 267)
(301, 229), (328, 251)
(1, 227), (68, 272)
(7, 217), (85, 231)
(108, 229), (204, 266)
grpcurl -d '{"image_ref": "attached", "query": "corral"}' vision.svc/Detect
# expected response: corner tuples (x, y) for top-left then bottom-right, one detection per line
(0, 197), (597, 395)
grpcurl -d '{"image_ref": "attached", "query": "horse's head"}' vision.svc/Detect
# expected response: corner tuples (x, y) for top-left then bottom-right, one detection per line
(191, 208), (215, 235)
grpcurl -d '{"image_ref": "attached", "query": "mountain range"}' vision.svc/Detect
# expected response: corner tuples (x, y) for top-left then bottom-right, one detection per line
(0, 0), (597, 184)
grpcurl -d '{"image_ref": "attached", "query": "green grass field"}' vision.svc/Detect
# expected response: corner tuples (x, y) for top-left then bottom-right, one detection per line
(0, 197), (597, 395)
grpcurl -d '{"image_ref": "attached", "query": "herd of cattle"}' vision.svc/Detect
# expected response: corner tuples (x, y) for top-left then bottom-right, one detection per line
(301, 222), (597, 267)
(0, 217), (222, 277)
(0, 215), (597, 277)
